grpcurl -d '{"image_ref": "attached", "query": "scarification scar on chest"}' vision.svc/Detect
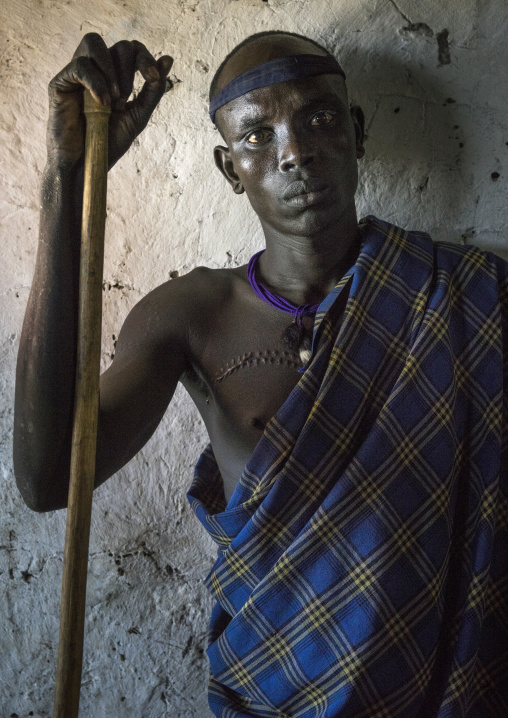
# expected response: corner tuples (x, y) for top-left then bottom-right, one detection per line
(213, 349), (302, 385)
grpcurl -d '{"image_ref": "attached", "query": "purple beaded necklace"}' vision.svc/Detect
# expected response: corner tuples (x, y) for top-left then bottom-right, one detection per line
(247, 250), (320, 326)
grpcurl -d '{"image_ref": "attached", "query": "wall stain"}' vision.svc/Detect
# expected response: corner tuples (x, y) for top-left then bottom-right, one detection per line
(437, 29), (451, 65)
(403, 22), (433, 37)
(400, 17), (451, 67)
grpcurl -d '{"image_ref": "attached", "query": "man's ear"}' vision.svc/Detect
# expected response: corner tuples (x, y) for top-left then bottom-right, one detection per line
(350, 105), (365, 159)
(213, 145), (245, 194)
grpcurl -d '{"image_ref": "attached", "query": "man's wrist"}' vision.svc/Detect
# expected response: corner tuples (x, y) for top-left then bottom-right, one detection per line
(44, 151), (83, 178)
(41, 157), (84, 206)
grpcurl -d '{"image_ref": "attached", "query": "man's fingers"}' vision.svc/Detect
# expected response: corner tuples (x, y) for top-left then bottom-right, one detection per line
(49, 56), (111, 107)
(109, 42), (173, 112)
(158, 56), (174, 94)
(157, 55), (174, 77)
(131, 40), (162, 83)
(126, 77), (166, 133)
(124, 54), (173, 135)
(55, 35), (172, 110)
(109, 41), (137, 110)
(72, 32), (120, 100)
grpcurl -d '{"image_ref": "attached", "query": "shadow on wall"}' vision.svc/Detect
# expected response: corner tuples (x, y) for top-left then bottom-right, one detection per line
(338, 41), (501, 253)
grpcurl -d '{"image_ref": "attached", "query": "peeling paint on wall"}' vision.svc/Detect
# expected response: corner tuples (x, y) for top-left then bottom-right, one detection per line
(1, 0), (507, 716)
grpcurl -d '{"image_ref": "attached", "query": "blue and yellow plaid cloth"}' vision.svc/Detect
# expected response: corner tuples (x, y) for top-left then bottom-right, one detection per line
(188, 216), (508, 717)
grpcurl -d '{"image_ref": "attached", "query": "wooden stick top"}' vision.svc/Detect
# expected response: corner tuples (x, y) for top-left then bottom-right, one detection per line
(83, 89), (112, 116)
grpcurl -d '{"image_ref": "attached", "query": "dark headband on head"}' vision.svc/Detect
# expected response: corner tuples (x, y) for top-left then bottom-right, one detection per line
(209, 53), (346, 124)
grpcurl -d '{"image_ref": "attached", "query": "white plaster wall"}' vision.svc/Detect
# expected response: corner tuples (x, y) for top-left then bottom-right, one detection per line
(1, 0), (507, 715)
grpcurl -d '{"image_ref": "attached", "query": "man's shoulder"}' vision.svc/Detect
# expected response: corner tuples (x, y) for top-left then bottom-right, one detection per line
(431, 238), (508, 285)
(124, 264), (247, 340)
(367, 215), (508, 277)
(143, 264), (246, 312)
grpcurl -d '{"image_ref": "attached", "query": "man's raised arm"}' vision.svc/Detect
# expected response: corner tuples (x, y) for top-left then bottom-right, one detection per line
(13, 34), (182, 512)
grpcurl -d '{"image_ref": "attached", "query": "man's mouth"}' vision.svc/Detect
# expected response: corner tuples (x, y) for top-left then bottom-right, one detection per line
(283, 179), (329, 206)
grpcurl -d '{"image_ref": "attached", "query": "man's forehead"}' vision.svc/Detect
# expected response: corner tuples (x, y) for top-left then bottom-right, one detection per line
(223, 76), (347, 127)
(215, 35), (329, 93)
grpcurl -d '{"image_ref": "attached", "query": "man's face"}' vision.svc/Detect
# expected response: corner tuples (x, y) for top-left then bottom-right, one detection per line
(214, 73), (364, 238)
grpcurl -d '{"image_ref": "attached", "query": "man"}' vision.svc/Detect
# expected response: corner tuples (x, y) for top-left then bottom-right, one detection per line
(14, 30), (508, 717)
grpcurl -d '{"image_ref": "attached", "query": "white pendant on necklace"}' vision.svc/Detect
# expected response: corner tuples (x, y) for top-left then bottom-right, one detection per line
(299, 346), (312, 364)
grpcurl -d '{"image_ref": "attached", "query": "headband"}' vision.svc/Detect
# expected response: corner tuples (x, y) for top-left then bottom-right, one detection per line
(209, 53), (346, 124)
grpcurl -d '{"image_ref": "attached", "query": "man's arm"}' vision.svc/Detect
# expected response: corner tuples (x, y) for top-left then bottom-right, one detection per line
(13, 34), (179, 512)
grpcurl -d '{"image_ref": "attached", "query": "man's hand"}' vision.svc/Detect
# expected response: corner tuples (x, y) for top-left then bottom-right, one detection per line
(47, 33), (173, 168)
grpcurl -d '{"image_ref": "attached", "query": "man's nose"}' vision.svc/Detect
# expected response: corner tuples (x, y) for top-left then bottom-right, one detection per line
(278, 130), (314, 172)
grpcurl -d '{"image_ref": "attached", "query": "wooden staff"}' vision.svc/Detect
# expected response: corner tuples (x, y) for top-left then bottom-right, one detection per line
(53, 90), (110, 718)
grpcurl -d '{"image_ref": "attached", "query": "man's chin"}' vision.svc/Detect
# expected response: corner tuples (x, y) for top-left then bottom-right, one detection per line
(274, 201), (347, 237)
(261, 215), (338, 242)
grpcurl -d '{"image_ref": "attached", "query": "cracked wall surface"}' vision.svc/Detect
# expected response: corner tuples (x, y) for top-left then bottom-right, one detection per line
(1, 0), (507, 715)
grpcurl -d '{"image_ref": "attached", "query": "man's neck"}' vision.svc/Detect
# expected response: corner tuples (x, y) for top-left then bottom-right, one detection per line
(257, 205), (361, 306)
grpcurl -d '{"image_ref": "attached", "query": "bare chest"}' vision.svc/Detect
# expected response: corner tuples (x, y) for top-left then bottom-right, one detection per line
(182, 303), (311, 500)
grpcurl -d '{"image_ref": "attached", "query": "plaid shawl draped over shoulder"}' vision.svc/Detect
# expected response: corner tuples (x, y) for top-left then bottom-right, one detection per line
(187, 216), (508, 718)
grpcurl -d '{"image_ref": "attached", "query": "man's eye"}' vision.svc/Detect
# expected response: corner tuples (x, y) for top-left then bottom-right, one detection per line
(310, 111), (335, 126)
(246, 130), (271, 144)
